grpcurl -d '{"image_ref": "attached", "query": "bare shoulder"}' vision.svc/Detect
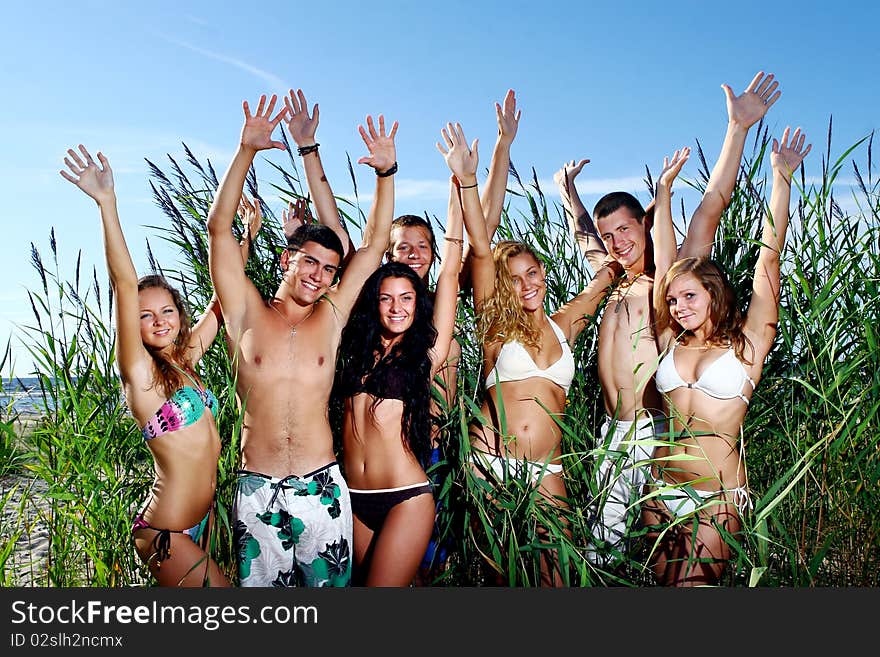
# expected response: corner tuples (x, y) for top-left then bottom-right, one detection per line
(312, 292), (348, 325)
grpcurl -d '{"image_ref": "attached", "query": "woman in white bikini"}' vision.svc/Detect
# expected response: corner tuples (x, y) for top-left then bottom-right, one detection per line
(646, 127), (811, 586)
(439, 122), (621, 585)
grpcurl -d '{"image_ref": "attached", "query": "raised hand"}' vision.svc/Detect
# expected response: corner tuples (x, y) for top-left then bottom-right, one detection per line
(356, 115), (398, 173)
(658, 147), (691, 189)
(60, 145), (115, 205)
(436, 122), (479, 183)
(283, 88), (319, 147)
(554, 158), (590, 190)
(722, 71), (781, 130)
(771, 126), (811, 183)
(238, 193), (263, 240)
(240, 94), (288, 152)
(282, 198), (309, 240)
(495, 89), (521, 146)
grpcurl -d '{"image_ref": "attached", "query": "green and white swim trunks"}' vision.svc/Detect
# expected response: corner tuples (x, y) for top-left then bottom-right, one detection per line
(234, 464), (353, 587)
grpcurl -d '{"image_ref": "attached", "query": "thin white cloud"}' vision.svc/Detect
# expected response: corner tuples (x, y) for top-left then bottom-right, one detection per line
(181, 14), (210, 27)
(160, 36), (291, 93)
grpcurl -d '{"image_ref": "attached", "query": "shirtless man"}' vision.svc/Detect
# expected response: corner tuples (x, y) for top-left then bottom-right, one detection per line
(207, 93), (398, 586)
(283, 89), (521, 582)
(555, 71), (781, 563)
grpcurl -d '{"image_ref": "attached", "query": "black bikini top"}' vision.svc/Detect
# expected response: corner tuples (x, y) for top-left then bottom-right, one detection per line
(349, 360), (409, 402)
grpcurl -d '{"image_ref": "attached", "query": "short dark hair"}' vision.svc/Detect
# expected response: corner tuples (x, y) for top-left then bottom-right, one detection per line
(593, 192), (646, 223)
(287, 223), (344, 263)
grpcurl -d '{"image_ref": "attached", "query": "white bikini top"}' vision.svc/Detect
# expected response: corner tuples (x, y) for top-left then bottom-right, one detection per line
(655, 341), (755, 405)
(485, 318), (575, 394)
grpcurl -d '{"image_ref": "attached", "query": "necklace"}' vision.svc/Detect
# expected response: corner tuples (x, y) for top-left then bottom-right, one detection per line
(613, 271), (644, 313)
(270, 300), (314, 337)
(617, 271), (644, 290)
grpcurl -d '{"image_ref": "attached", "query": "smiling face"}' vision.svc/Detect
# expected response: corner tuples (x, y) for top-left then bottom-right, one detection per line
(378, 276), (417, 339)
(139, 286), (181, 351)
(596, 207), (647, 272)
(282, 240), (341, 304)
(388, 224), (435, 281)
(666, 272), (713, 334)
(506, 252), (546, 312)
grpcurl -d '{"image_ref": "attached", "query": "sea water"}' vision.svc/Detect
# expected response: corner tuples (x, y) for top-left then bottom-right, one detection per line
(0, 377), (53, 415)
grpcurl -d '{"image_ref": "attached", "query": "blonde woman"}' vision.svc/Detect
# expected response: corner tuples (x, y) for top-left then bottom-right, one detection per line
(440, 122), (620, 585)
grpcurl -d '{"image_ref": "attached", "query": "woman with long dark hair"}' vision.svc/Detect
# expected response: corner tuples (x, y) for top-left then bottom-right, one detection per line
(645, 127), (811, 585)
(335, 180), (464, 586)
(60, 145), (257, 586)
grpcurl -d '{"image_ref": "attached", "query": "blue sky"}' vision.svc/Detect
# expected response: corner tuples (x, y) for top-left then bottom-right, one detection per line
(1, 1), (877, 376)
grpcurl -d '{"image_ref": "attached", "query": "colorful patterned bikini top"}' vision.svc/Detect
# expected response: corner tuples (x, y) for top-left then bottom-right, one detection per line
(141, 369), (219, 441)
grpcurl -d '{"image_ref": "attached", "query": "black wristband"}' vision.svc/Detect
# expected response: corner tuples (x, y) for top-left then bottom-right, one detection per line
(297, 143), (320, 157)
(376, 161), (398, 177)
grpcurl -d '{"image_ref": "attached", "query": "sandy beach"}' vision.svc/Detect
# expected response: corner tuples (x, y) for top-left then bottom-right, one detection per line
(1, 412), (49, 586)
(1, 473), (51, 586)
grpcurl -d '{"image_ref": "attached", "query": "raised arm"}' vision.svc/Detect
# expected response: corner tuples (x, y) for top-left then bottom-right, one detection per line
(430, 176), (465, 373)
(283, 88), (354, 260)
(459, 90), (519, 289)
(651, 147), (691, 347)
(192, 192), (264, 361)
(680, 71), (781, 258)
(60, 146), (149, 381)
(331, 115), (398, 314)
(206, 94), (287, 331)
(551, 263), (618, 344)
(745, 126), (810, 357)
(480, 89), (520, 242)
(438, 122), (493, 309)
(554, 158), (609, 274)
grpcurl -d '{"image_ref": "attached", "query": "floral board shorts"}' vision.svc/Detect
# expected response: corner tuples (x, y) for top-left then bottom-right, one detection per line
(233, 463), (353, 587)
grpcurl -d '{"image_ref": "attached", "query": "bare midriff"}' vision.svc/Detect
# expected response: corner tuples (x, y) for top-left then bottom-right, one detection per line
(597, 277), (663, 421)
(469, 377), (566, 464)
(651, 388), (751, 491)
(342, 394), (428, 490)
(144, 414), (221, 530)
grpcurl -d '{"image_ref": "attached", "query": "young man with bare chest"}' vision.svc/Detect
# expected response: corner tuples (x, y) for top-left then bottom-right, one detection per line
(555, 71), (782, 561)
(207, 93), (398, 586)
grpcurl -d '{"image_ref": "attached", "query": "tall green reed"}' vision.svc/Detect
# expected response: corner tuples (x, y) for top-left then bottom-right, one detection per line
(7, 121), (878, 586)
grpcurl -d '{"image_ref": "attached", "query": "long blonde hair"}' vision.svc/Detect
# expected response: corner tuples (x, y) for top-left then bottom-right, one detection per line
(479, 241), (543, 350)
